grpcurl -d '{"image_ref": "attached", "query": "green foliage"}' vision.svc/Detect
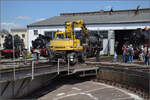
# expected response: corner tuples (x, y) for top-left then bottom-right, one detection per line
(100, 56), (113, 58)
(22, 52), (31, 59)
(26, 52), (32, 59)
(0, 55), (5, 59)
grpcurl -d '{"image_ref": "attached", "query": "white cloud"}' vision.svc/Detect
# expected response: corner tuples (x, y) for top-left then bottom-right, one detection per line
(1, 22), (23, 32)
(35, 18), (46, 22)
(105, 6), (112, 10)
(16, 16), (31, 20)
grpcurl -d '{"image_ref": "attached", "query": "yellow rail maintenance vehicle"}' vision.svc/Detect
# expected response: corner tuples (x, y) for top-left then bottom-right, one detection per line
(50, 20), (89, 65)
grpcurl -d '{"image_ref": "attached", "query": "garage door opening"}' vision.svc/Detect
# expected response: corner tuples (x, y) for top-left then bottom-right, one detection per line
(115, 30), (135, 55)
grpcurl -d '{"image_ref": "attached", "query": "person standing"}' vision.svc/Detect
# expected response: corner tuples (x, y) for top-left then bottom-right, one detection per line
(34, 45), (40, 60)
(122, 44), (127, 63)
(95, 44), (100, 62)
(128, 44), (134, 63)
(113, 51), (118, 63)
(144, 45), (148, 64)
(22, 48), (27, 64)
(139, 45), (144, 61)
(126, 45), (130, 63)
(147, 48), (150, 66)
(145, 47), (150, 66)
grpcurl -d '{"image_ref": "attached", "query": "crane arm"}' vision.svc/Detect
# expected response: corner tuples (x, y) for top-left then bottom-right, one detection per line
(65, 20), (89, 43)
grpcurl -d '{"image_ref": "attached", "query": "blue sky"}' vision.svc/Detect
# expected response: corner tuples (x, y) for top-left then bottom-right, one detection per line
(1, 0), (150, 31)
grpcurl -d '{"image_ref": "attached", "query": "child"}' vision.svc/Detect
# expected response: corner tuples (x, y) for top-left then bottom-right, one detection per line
(114, 51), (118, 63)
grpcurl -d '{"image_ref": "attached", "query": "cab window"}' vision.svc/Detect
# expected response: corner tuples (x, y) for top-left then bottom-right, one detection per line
(56, 34), (64, 39)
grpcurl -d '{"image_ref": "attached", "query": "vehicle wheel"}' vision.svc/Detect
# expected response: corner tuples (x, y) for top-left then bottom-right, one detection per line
(67, 52), (78, 65)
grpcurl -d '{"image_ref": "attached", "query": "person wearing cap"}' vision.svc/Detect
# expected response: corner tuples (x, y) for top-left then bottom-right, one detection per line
(128, 44), (134, 63)
(122, 44), (127, 63)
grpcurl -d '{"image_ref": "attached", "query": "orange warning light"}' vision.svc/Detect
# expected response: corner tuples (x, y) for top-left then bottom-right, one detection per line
(145, 26), (149, 31)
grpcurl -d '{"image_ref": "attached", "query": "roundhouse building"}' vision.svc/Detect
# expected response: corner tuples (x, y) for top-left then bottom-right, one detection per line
(27, 8), (150, 55)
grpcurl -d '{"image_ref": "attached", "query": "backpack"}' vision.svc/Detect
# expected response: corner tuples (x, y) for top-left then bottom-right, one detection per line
(128, 48), (133, 55)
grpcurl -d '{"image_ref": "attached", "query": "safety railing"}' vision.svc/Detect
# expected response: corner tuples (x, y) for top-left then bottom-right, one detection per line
(57, 58), (70, 75)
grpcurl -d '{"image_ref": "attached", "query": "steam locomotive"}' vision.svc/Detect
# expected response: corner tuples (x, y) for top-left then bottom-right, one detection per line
(127, 28), (150, 58)
(1, 34), (24, 58)
(74, 31), (103, 57)
(31, 34), (51, 57)
(87, 32), (103, 57)
(130, 28), (149, 46)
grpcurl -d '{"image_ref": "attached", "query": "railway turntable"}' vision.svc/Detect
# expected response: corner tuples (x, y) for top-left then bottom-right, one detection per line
(0, 57), (149, 99)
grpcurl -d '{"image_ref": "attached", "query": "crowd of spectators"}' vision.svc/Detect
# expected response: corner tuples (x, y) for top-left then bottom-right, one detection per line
(122, 44), (150, 66)
(122, 44), (134, 63)
(137, 45), (150, 65)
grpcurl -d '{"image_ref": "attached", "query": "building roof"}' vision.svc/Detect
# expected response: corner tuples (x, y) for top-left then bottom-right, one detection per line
(28, 8), (150, 27)
(11, 27), (27, 32)
(0, 29), (10, 35)
(60, 8), (150, 16)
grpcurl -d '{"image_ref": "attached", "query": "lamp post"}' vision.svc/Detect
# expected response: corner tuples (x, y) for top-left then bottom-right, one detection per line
(12, 32), (16, 80)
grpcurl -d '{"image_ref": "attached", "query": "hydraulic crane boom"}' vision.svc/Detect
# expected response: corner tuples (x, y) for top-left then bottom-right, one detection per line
(65, 20), (88, 44)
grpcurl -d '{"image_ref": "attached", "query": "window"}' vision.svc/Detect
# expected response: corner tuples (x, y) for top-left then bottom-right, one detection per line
(89, 30), (108, 39)
(75, 30), (86, 44)
(44, 31), (56, 40)
(75, 30), (82, 39)
(98, 31), (108, 38)
(22, 34), (25, 38)
(57, 34), (64, 39)
(89, 31), (98, 36)
(34, 30), (38, 35)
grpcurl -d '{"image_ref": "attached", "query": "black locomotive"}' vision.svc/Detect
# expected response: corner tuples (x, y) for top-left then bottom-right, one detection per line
(87, 32), (103, 57)
(1, 34), (24, 58)
(120, 28), (150, 58)
(31, 34), (51, 56)
(133, 28), (150, 58)
(75, 31), (103, 57)
(129, 28), (149, 46)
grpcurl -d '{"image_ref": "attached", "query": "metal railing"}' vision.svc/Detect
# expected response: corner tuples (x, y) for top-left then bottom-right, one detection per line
(31, 60), (34, 80)
(57, 59), (60, 75)
(57, 58), (70, 75)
